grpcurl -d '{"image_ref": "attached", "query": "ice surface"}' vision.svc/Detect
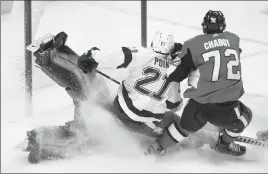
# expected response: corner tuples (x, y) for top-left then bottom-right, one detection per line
(1, 1), (268, 172)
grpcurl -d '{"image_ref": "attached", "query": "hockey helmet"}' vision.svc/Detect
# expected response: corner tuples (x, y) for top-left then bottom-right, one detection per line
(151, 31), (175, 55)
(202, 10), (226, 34)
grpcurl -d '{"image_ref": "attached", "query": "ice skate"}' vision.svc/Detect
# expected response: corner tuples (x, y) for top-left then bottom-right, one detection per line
(215, 136), (246, 156)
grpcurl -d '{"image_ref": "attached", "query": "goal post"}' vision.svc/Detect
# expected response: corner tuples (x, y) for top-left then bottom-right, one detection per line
(141, 0), (147, 48)
(24, 0), (32, 116)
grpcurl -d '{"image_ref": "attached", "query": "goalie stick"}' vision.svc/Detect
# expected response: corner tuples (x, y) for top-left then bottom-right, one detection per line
(27, 32), (267, 148)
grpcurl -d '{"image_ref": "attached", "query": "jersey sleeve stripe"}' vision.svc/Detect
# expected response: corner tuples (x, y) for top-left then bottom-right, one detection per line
(167, 123), (185, 142)
(117, 47), (133, 69)
(117, 82), (164, 122)
(117, 94), (161, 124)
(234, 107), (249, 127)
(224, 129), (241, 138)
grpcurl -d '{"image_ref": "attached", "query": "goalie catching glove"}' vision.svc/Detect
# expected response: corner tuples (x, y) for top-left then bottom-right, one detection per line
(170, 42), (183, 60)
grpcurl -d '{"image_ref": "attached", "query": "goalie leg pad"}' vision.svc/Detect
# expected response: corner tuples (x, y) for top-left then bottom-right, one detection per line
(40, 62), (86, 101)
(26, 120), (90, 163)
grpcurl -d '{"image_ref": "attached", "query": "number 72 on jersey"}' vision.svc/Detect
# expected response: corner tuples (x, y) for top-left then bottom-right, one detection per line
(202, 48), (241, 82)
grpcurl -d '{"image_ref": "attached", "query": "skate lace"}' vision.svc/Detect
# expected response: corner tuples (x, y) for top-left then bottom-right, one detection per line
(228, 143), (240, 152)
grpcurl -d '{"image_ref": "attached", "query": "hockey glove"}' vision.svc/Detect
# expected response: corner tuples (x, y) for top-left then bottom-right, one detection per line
(166, 99), (183, 113)
(171, 42), (183, 60)
(77, 47), (100, 74)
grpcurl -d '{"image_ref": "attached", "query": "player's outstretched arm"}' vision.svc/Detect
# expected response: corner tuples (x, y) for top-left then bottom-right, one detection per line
(168, 48), (196, 83)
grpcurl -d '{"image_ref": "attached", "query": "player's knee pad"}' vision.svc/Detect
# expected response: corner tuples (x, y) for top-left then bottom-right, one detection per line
(240, 101), (253, 127)
(223, 103), (253, 143)
(231, 102), (252, 132)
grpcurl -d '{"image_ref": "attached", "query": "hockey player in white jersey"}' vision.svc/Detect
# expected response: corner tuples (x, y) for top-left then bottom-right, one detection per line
(77, 31), (183, 138)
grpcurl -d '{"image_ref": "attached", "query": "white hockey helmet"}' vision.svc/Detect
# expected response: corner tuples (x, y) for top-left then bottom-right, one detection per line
(151, 31), (175, 55)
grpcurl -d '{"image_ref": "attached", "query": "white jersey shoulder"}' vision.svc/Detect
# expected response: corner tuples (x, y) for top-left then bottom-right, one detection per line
(92, 46), (155, 70)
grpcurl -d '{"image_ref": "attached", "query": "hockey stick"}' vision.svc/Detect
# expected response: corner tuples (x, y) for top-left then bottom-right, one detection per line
(94, 69), (120, 85)
(236, 136), (268, 148)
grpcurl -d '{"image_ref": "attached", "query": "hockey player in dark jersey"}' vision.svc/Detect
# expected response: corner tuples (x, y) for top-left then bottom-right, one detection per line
(144, 10), (253, 157)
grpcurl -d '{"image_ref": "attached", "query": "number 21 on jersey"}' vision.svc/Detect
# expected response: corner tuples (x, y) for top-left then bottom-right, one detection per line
(202, 49), (241, 81)
(133, 67), (170, 101)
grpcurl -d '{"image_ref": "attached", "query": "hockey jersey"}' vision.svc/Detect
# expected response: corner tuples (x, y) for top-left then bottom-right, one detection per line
(168, 31), (244, 104)
(93, 46), (181, 125)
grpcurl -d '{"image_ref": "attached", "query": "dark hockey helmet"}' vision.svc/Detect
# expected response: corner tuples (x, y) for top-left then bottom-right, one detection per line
(202, 10), (226, 34)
